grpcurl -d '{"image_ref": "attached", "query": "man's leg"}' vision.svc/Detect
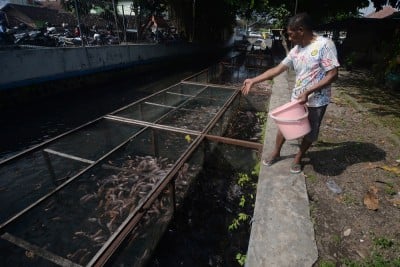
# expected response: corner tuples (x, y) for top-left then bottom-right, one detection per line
(293, 138), (312, 165)
(263, 130), (285, 165)
(290, 105), (327, 173)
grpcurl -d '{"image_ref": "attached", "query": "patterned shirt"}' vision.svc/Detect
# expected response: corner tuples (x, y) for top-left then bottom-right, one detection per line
(281, 35), (340, 107)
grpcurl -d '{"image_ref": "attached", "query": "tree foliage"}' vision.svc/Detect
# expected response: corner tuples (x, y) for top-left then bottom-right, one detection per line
(60, 0), (118, 15)
(242, 0), (371, 24)
(167, 0), (237, 42)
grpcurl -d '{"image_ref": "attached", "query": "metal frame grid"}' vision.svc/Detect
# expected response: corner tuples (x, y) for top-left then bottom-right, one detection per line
(0, 74), (266, 266)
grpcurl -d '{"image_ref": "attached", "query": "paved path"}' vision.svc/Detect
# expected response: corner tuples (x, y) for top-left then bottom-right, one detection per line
(246, 70), (318, 267)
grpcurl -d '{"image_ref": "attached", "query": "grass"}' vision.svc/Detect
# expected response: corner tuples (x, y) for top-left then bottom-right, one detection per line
(339, 235), (400, 267)
(384, 182), (397, 196)
(335, 71), (400, 142)
(341, 193), (358, 205)
(331, 234), (341, 246)
(306, 173), (317, 183)
(373, 237), (395, 249)
(342, 253), (400, 267)
(318, 260), (336, 267)
(316, 69), (400, 267)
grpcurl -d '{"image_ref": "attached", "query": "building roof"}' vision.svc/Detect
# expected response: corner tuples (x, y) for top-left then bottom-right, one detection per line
(365, 5), (398, 19)
(316, 16), (400, 31)
(2, 3), (75, 28)
(1, 3), (117, 29)
(37, 0), (63, 11)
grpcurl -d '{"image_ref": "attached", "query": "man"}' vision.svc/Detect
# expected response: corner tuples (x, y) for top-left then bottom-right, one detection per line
(241, 13), (339, 173)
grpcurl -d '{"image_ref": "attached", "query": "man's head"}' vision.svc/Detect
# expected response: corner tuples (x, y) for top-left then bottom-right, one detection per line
(286, 13), (314, 46)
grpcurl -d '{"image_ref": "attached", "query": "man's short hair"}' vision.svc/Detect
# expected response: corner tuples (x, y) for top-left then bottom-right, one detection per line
(287, 13), (314, 31)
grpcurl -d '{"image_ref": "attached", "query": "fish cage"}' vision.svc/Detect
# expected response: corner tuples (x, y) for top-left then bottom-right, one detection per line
(244, 52), (273, 69)
(183, 52), (273, 87)
(183, 54), (273, 136)
(0, 68), (270, 267)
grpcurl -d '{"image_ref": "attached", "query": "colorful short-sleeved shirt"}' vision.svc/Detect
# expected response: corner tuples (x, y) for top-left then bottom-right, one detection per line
(281, 35), (340, 107)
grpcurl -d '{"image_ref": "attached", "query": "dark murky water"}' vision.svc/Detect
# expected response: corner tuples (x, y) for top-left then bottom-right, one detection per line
(147, 116), (263, 267)
(0, 65), (204, 161)
(0, 50), (270, 267)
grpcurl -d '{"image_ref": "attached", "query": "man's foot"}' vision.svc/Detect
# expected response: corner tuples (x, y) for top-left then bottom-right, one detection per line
(290, 163), (302, 174)
(262, 157), (280, 166)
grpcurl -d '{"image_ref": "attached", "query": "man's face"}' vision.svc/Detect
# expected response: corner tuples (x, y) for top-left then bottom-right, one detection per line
(287, 27), (303, 45)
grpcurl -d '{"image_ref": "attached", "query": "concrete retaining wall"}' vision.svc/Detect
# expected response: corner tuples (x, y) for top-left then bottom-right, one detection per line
(0, 43), (202, 90)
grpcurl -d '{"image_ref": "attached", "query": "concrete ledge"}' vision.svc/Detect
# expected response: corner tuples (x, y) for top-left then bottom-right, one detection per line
(246, 71), (318, 267)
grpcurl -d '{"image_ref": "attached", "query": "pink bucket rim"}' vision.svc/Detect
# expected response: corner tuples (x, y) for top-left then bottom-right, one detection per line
(269, 100), (302, 115)
(269, 100), (308, 122)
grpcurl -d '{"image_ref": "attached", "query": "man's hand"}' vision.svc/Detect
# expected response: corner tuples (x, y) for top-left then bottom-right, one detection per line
(241, 79), (253, 95)
(297, 91), (309, 105)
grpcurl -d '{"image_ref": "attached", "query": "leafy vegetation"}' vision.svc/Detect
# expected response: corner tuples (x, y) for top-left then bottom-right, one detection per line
(236, 252), (247, 266)
(227, 166), (258, 266)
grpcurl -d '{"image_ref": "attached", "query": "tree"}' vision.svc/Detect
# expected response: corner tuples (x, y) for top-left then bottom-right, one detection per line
(61, 0), (400, 44)
(263, 0), (372, 23)
(167, 0), (237, 42)
(60, 0), (115, 15)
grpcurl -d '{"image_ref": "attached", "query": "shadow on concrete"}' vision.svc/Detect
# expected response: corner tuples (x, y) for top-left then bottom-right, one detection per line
(305, 141), (386, 176)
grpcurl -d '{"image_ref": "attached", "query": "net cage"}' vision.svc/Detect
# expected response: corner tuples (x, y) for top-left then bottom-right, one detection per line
(183, 52), (273, 87)
(0, 60), (270, 266)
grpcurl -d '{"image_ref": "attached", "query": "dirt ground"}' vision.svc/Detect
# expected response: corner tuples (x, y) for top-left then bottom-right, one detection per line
(302, 69), (400, 266)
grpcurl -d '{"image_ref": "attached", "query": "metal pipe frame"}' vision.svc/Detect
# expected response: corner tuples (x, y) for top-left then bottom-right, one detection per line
(0, 76), (266, 267)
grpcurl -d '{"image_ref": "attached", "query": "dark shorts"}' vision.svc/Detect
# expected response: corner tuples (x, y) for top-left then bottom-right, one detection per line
(303, 105), (328, 143)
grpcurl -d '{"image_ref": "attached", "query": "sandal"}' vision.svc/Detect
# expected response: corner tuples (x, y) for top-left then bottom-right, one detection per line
(290, 163), (302, 174)
(262, 157), (280, 166)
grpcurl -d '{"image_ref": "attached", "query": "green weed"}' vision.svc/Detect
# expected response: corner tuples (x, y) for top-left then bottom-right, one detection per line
(228, 213), (250, 231)
(237, 173), (250, 187)
(342, 193), (358, 205)
(256, 112), (267, 143)
(373, 237), (394, 249)
(239, 195), (246, 207)
(252, 162), (260, 176)
(343, 253), (400, 267)
(318, 259), (336, 267)
(306, 173), (317, 183)
(236, 252), (246, 266)
(384, 182), (396, 196)
(332, 234), (341, 246)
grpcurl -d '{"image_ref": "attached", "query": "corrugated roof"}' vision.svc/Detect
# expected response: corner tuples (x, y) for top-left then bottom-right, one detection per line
(2, 4), (117, 29)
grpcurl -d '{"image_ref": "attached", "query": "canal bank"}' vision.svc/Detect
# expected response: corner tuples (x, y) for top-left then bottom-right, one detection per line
(0, 43), (227, 109)
(246, 69), (318, 267)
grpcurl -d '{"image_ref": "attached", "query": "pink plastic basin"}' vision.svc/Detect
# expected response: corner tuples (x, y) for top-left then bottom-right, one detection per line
(269, 100), (311, 140)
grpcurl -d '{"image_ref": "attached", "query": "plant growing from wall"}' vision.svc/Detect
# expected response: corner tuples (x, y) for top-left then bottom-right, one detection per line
(236, 253), (247, 266)
(228, 170), (258, 266)
(256, 111), (267, 144)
